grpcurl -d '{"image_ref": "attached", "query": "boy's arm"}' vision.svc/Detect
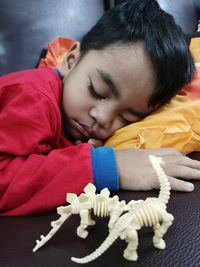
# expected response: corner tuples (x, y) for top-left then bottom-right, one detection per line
(0, 142), (118, 216)
(0, 145), (93, 216)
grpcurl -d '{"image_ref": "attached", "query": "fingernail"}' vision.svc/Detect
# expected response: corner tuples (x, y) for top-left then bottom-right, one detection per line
(186, 183), (194, 192)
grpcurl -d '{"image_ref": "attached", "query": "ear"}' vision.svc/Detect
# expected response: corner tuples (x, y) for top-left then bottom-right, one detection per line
(60, 41), (80, 77)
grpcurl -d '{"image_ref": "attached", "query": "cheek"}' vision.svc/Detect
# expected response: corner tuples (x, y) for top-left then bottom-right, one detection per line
(63, 84), (91, 116)
(112, 119), (124, 132)
(104, 119), (124, 138)
(62, 86), (79, 115)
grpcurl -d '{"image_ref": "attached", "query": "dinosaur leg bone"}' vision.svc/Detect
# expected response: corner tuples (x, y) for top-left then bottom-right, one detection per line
(77, 209), (95, 239)
(153, 211), (174, 250)
(123, 226), (139, 261)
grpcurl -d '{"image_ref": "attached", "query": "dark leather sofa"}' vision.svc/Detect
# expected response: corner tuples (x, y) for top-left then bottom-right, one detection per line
(0, 1), (200, 267)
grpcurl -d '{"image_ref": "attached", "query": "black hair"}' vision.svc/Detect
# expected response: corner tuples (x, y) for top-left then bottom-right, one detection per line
(80, 0), (195, 108)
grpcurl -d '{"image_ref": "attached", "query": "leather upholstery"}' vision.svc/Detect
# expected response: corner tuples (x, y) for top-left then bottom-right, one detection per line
(0, 0), (105, 75)
(157, 0), (200, 34)
(115, 0), (200, 34)
(1, 174), (200, 267)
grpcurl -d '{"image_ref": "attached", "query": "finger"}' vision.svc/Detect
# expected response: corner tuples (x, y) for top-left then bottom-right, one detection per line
(161, 153), (200, 169)
(168, 177), (194, 192)
(176, 156), (200, 170)
(74, 140), (82, 145)
(165, 164), (200, 180)
(149, 148), (182, 156)
(88, 139), (103, 147)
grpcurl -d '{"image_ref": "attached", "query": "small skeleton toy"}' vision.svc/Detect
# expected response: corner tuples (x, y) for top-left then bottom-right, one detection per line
(33, 155), (174, 264)
(33, 183), (126, 252)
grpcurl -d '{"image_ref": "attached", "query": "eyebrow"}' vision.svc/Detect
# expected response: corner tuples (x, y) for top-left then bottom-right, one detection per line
(97, 69), (120, 98)
(96, 68), (151, 119)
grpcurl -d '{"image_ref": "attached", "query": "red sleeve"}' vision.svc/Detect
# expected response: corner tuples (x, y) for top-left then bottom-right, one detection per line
(0, 76), (93, 216)
(0, 144), (93, 216)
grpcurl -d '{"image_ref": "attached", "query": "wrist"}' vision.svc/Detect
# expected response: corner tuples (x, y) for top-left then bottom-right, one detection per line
(91, 146), (119, 191)
(115, 150), (124, 189)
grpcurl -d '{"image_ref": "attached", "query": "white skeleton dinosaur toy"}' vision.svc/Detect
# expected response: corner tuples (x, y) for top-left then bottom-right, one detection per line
(71, 155), (174, 263)
(33, 155), (174, 264)
(33, 182), (126, 252)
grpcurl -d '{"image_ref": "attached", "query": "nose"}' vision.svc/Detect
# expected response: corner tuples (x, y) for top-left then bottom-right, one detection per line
(89, 105), (115, 129)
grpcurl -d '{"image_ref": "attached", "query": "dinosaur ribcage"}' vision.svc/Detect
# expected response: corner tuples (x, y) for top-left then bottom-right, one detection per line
(134, 203), (160, 227)
(90, 196), (109, 217)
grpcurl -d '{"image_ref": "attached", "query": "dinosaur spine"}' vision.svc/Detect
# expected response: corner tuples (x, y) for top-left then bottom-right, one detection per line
(149, 155), (171, 205)
(33, 206), (71, 252)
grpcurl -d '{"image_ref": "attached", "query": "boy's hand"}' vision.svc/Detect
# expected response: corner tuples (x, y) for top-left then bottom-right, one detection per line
(115, 148), (200, 192)
(75, 139), (103, 147)
(87, 138), (104, 147)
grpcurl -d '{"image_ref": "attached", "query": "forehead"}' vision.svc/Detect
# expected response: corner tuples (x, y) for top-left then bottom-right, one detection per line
(86, 43), (156, 109)
(84, 43), (155, 86)
(100, 42), (155, 81)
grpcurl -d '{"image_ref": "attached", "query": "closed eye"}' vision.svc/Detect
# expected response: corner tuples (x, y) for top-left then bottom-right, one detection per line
(118, 114), (135, 125)
(88, 81), (105, 100)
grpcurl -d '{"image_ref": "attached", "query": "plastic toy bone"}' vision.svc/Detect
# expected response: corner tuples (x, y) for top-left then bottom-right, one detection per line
(71, 155), (174, 264)
(33, 183), (126, 252)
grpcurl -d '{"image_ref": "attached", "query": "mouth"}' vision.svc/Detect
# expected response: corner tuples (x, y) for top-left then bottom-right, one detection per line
(73, 120), (96, 139)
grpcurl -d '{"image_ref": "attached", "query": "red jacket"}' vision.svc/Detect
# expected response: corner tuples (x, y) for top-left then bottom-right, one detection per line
(0, 67), (93, 216)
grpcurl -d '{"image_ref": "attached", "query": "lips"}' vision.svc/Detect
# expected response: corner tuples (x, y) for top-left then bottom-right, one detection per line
(73, 120), (96, 139)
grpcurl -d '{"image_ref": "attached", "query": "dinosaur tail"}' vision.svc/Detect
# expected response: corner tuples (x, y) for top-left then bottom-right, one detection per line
(33, 205), (71, 252)
(71, 212), (133, 264)
(71, 228), (119, 264)
(149, 155), (171, 205)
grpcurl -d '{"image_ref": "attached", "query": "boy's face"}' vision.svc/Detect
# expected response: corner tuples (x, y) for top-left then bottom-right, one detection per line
(62, 43), (156, 141)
